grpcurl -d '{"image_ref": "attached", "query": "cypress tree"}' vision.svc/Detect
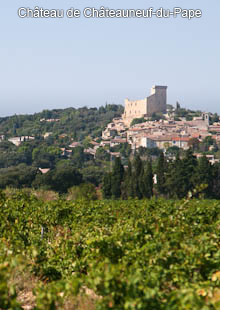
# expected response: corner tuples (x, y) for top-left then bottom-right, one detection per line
(132, 155), (143, 199)
(165, 153), (186, 199)
(154, 151), (166, 196)
(133, 155), (143, 176)
(111, 157), (124, 199)
(182, 149), (197, 195)
(193, 155), (213, 197)
(211, 162), (220, 199)
(102, 173), (112, 199)
(122, 160), (134, 199)
(142, 161), (153, 198)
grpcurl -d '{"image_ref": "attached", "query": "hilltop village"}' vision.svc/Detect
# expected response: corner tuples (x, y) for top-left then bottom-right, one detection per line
(0, 85), (220, 165)
(94, 86), (219, 164)
(0, 86), (220, 197)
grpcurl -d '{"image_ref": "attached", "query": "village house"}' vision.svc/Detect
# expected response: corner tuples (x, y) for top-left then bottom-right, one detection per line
(100, 140), (111, 147)
(110, 138), (127, 147)
(40, 118), (60, 122)
(8, 136), (35, 146)
(171, 137), (190, 150)
(68, 142), (82, 148)
(39, 168), (50, 174)
(84, 147), (96, 157)
(102, 124), (118, 140)
(90, 141), (100, 149)
(193, 153), (219, 165)
(43, 132), (53, 139)
(60, 148), (72, 157)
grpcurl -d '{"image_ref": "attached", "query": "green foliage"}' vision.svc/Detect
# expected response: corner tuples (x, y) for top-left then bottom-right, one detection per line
(102, 173), (112, 199)
(81, 165), (106, 186)
(33, 166), (83, 193)
(68, 184), (97, 201)
(165, 150), (197, 199)
(130, 118), (147, 127)
(0, 105), (124, 140)
(152, 151), (220, 200)
(0, 164), (38, 189)
(0, 191), (220, 309)
(153, 151), (166, 196)
(0, 262), (22, 309)
(95, 147), (110, 161)
(111, 157), (124, 199)
(150, 112), (166, 121)
(209, 113), (220, 125)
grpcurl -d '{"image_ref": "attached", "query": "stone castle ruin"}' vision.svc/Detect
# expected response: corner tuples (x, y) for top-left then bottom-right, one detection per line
(122, 85), (167, 125)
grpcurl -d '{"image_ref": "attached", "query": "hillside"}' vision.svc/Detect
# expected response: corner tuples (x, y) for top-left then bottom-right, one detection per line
(0, 104), (124, 140)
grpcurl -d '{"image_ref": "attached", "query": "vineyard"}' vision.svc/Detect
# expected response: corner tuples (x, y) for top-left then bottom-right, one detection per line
(0, 191), (220, 310)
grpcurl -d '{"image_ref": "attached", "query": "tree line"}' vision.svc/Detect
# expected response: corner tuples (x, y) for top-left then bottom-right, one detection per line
(102, 150), (220, 200)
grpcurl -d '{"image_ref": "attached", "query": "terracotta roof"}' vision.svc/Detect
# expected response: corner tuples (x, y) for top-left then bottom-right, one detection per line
(150, 136), (172, 141)
(39, 168), (50, 174)
(111, 139), (127, 143)
(129, 128), (144, 131)
(172, 137), (190, 142)
(69, 142), (81, 147)
(91, 141), (100, 146)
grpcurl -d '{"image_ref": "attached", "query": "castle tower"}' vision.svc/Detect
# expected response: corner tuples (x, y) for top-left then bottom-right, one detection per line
(147, 85), (167, 114)
(203, 112), (209, 126)
(122, 85), (167, 126)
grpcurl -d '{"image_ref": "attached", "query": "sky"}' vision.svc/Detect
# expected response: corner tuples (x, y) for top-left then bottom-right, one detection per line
(0, 0), (220, 117)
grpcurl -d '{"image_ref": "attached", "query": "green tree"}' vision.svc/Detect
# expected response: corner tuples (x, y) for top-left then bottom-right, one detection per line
(132, 155), (143, 199)
(33, 166), (83, 193)
(188, 138), (200, 151)
(68, 183), (97, 201)
(164, 150), (197, 199)
(102, 173), (112, 199)
(211, 162), (220, 199)
(193, 156), (213, 198)
(130, 118), (147, 127)
(0, 164), (38, 189)
(142, 161), (153, 198)
(71, 146), (85, 167)
(154, 152), (166, 196)
(95, 147), (110, 161)
(111, 157), (124, 199)
(122, 160), (134, 199)
(199, 136), (215, 152)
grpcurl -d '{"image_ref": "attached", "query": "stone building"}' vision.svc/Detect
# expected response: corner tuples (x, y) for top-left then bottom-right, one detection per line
(122, 85), (167, 125)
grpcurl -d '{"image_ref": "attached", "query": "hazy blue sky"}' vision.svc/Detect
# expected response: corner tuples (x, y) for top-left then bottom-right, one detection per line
(0, 0), (219, 117)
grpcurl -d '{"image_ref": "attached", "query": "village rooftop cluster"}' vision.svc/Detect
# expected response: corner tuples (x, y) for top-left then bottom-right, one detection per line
(0, 85), (220, 167)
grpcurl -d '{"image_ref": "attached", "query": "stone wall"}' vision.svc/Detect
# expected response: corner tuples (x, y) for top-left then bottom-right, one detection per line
(123, 98), (147, 118)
